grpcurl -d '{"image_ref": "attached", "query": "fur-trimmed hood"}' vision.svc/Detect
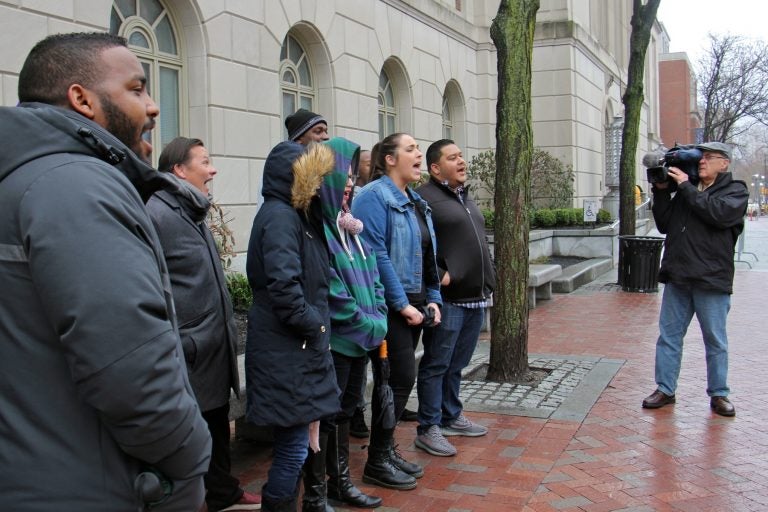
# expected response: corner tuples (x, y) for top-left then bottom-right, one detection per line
(261, 140), (334, 211)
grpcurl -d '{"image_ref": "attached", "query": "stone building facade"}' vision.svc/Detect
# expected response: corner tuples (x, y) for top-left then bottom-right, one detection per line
(0, 0), (661, 254)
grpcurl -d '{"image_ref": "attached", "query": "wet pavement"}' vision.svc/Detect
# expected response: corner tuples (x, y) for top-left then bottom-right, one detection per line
(231, 218), (768, 511)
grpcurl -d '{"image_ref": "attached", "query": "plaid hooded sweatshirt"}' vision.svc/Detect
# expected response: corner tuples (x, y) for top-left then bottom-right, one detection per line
(319, 138), (388, 357)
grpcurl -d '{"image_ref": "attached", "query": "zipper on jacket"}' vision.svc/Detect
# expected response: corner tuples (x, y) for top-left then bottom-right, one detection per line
(458, 192), (488, 300)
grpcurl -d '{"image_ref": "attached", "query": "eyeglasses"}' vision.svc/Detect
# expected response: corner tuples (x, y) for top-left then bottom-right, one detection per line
(702, 154), (727, 161)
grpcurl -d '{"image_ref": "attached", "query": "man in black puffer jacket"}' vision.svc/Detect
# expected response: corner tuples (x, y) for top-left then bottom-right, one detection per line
(0, 33), (211, 510)
(642, 142), (748, 417)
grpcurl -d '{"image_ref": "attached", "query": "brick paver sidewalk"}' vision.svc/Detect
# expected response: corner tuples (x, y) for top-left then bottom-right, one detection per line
(233, 231), (768, 511)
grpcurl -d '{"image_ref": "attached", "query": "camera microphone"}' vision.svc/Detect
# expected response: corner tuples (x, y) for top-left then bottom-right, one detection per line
(642, 151), (665, 168)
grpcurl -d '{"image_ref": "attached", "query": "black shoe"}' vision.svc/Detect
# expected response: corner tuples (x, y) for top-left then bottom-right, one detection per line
(362, 450), (417, 491)
(400, 408), (418, 422)
(710, 396), (735, 417)
(262, 485), (298, 512)
(327, 423), (382, 508)
(642, 390), (676, 409)
(301, 431), (335, 512)
(363, 429), (416, 491)
(350, 407), (370, 439)
(389, 444), (424, 479)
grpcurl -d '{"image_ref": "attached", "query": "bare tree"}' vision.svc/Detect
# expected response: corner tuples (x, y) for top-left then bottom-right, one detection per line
(487, 0), (539, 383)
(698, 34), (768, 143)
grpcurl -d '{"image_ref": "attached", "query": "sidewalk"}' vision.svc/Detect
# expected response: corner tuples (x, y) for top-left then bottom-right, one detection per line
(232, 222), (768, 511)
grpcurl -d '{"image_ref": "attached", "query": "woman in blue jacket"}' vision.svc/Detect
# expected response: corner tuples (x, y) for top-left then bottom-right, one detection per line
(351, 132), (442, 491)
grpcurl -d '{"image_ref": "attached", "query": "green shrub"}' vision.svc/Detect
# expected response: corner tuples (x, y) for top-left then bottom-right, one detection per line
(226, 272), (252, 312)
(535, 209), (557, 227)
(597, 208), (612, 223)
(569, 208), (582, 225)
(481, 208), (494, 229)
(554, 208), (572, 226)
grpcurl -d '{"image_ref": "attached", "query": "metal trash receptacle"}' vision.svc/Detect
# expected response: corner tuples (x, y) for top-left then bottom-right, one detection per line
(618, 235), (664, 293)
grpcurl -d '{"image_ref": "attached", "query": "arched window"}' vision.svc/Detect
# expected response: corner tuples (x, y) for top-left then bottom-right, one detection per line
(442, 95), (453, 140)
(378, 70), (396, 140)
(110, 0), (183, 154)
(280, 34), (315, 130)
(442, 80), (466, 147)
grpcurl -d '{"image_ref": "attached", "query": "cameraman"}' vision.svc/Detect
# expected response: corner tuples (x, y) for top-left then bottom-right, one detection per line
(643, 142), (748, 416)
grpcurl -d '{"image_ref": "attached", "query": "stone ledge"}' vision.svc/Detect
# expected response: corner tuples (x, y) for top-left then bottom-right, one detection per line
(551, 257), (613, 293)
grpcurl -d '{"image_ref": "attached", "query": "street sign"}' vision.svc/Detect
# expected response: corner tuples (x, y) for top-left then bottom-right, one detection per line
(584, 199), (598, 222)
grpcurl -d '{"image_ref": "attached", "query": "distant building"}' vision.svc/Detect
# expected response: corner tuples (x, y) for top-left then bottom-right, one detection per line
(659, 52), (701, 147)
(0, 0), (662, 252)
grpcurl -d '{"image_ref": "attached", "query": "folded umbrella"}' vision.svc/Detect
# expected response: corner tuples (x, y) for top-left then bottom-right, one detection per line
(373, 340), (396, 430)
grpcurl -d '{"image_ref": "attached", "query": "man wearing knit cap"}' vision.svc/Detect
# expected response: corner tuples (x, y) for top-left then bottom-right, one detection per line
(285, 108), (329, 144)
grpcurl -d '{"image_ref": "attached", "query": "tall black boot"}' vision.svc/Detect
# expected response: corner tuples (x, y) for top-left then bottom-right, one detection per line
(262, 484), (298, 512)
(362, 428), (416, 491)
(349, 407), (370, 439)
(327, 423), (382, 508)
(301, 431), (335, 512)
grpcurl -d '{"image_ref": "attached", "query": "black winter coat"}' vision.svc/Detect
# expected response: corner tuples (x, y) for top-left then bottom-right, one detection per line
(147, 187), (239, 412)
(416, 178), (495, 303)
(652, 172), (748, 294)
(245, 141), (340, 427)
(0, 103), (210, 510)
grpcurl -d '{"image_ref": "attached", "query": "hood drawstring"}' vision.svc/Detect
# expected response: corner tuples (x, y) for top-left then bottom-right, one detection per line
(335, 207), (367, 261)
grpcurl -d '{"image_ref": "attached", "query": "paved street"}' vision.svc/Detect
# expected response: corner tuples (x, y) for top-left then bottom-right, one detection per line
(232, 219), (768, 511)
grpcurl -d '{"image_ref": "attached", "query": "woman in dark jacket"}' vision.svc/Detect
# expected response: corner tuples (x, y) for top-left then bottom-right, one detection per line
(246, 141), (340, 511)
(351, 133), (442, 491)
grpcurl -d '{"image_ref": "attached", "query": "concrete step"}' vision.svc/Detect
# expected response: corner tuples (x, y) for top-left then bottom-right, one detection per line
(551, 257), (613, 293)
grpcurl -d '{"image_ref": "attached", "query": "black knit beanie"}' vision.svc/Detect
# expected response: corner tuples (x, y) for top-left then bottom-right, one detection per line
(285, 108), (327, 141)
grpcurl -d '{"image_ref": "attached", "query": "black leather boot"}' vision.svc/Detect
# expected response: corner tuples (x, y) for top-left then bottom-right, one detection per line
(301, 431), (335, 512)
(262, 484), (298, 512)
(327, 423), (382, 508)
(389, 444), (424, 478)
(362, 428), (416, 491)
(349, 407), (370, 439)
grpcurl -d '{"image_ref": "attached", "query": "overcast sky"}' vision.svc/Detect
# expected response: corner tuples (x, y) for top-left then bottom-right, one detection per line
(656, 0), (767, 65)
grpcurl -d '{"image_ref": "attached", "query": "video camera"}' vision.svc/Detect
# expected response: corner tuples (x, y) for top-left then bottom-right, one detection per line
(643, 144), (702, 192)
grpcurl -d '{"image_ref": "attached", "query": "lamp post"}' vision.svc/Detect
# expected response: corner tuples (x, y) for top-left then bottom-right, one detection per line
(753, 174), (765, 217)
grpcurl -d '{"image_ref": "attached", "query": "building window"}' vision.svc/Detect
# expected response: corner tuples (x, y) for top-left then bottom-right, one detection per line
(280, 34), (315, 133)
(110, 0), (183, 154)
(378, 70), (397, 140)
(442, 95), (453, 140)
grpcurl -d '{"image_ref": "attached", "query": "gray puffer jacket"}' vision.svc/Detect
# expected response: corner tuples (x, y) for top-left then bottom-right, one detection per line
(0, 103), (211, 511)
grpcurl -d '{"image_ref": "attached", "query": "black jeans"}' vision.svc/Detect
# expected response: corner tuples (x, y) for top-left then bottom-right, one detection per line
(202, 403), (243, 511)
(368, 309), (422, 446)
(331, 351), (367, 423)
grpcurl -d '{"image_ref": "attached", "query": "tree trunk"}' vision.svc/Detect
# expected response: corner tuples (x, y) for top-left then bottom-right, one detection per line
(487, 0), (539, 383)
(617, 0), (661, 285)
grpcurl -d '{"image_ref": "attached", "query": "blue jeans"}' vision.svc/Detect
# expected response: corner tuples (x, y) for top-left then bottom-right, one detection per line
(417, 303), (485, 431)
(655, 282), (731, 397)
(262, 424), (309, 501)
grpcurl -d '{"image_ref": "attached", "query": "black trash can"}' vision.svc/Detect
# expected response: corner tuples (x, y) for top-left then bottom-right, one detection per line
(618, 235), (664, 293)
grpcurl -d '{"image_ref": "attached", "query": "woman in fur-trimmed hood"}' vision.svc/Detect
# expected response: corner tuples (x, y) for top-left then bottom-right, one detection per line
(245, 140), (341, 510)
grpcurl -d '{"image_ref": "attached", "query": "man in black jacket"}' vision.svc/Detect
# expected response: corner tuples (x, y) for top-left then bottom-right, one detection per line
(148, 138), (261, 511)
(642, 142), (748, 417)
(0, 33), (211, 510)
(414, 140), (496, 457)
